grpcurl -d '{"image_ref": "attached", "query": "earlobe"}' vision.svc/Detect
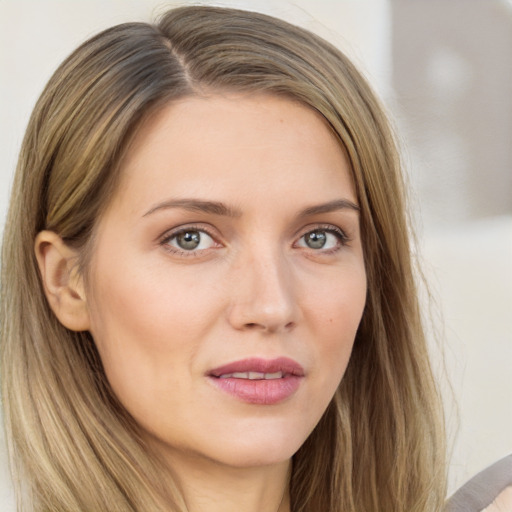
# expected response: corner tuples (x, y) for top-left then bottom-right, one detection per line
(34, 230), (91, 331)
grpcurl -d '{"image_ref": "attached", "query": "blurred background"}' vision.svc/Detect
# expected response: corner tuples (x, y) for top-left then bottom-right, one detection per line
(0, 0), (511, 508)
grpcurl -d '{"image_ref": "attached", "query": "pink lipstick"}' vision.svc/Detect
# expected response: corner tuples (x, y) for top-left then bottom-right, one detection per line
(208, 357), (304, 405)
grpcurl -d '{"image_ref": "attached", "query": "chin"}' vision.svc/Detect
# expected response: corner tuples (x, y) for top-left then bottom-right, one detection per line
(197, 420), (313, 469)
(149, 419), (310, 471)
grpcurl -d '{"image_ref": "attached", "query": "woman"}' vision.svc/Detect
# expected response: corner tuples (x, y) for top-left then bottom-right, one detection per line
(0, 6), (446, 512)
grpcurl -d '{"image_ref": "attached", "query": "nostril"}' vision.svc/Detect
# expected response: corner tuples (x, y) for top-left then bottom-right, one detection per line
(242, 321), (296, 332)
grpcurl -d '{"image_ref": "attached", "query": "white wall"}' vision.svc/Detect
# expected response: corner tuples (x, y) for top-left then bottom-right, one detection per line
(423, 216), (512, 494)
(1, 1), (510, 509)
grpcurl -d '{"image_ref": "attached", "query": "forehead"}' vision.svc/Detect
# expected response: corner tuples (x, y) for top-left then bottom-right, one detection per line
(111, 93), (355, 217)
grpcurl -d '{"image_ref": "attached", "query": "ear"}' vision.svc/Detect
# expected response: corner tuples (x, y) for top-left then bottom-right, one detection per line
(34, 230), (90, 331)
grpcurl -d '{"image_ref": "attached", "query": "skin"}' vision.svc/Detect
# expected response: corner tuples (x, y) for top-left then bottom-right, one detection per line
(482, 486), (512, 512)
(37, 94), (367, 512)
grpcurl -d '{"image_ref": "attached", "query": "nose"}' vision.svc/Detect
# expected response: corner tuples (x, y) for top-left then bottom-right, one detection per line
(227, 250), (300, 334)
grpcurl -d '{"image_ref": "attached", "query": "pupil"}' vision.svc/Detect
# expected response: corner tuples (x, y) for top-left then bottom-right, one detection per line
(306, 231), (326, 249)
(177, 231), (201, 250)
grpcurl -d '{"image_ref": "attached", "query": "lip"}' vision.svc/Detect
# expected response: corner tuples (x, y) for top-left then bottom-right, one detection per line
(207, 357), (305, 405)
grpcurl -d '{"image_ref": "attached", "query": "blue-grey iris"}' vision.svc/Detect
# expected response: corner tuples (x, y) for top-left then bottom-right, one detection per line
(177, 231), (201, 250)
(305, 231), (327, 249)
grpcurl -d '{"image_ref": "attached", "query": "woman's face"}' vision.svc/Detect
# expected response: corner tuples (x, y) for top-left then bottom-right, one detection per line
(85, 94), (367, 470)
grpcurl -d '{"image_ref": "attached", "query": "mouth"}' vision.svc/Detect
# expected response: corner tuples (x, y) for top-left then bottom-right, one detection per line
(207, 357), (304, 405)
(209, 357), (305, 378)
(218, 371), (285, 380)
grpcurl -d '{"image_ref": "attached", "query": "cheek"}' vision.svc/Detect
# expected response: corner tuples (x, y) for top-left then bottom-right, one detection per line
(309, 263), (366, 329)
(86, 278), (196, 437)
(88, 253), (220, 349)
(304, 263), (367, 378)
(85, 255), (223, 411)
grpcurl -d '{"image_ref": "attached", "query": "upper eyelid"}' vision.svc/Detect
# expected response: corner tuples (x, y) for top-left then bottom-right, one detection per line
(159, 223), (220, 243)
(294, 223), (349, 240)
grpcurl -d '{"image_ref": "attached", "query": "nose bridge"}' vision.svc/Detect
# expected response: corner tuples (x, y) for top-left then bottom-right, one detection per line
(228, 242), (298, 333)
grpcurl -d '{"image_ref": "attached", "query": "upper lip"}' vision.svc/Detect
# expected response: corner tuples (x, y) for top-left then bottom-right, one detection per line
(208, 357), (305, 378)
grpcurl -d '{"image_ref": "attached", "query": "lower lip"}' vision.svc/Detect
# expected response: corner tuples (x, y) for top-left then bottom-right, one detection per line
(208, 375), (302, 405)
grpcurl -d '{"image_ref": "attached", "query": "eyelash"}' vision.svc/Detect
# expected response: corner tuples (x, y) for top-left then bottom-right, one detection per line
(159, 223), (350, 257)
(295, 224), (350, 253)
(159, 224), (219, 257)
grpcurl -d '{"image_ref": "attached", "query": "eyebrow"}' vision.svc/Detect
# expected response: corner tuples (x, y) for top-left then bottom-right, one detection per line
(143, 198), (242, 218)
(298, 198), (360, 217)
(143, 197), (359, 218)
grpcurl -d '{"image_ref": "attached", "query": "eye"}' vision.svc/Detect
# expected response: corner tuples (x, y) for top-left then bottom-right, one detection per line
(164, 229), (216, 252)
(296, 228), (346, 251)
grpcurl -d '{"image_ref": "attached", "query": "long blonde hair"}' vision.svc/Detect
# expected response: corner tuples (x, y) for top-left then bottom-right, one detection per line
(1, 6), (446, 511)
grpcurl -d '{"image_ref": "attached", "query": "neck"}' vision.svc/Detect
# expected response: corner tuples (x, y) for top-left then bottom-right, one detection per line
(159, 450), (292, 512)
